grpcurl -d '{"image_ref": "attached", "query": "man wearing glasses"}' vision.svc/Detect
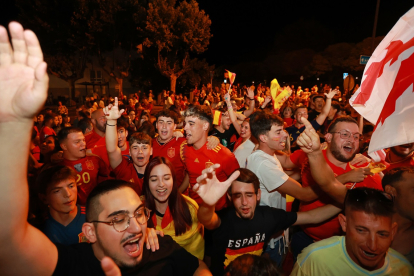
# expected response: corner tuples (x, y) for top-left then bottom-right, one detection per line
(278, 116), (383, 258)
(290, 119), (413, 275)
(0, 22), (209, 276)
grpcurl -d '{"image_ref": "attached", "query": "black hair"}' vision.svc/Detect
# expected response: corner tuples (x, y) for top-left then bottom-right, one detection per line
(36, 166), (77, 195)
(155, 109), (179, 124)
(228, 168), (260, 195)
(250, 112), (284, 141)
(382, 167), (414, 190)
(78, 118), (93, 134)
(85, 179), (134, 222)
(344, 187), (395, 218)
(327, 116), (358, 134)
(57, 127), (83, 144)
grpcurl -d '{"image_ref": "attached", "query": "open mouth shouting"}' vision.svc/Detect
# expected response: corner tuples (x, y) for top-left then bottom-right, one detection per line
(122, 234), (143, 258)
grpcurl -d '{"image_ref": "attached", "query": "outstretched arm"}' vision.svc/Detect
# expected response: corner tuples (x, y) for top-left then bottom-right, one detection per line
(104, 97), (125, 169)
(315, 89), (336, 125)
(195, 164), (240, 230)
(0, 22), (57, 275)
(224, 93), (241, 134)
(243, 86), (256, 117)
(296, 118), (347, 203)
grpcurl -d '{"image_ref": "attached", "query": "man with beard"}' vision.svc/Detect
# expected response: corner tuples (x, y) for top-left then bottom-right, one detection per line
(278, 116), (383, 258)
(286, 90), (336, 147)
(58, 127), (109, 206)
(195, 166), (341, 275)
(105, 98), (152, 196)
(85, 108), (107, 149)
(384, 143), (414, 173)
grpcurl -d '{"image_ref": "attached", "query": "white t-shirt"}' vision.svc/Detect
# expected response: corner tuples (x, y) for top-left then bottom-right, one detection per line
(246, 150), (289, 210)
(234, 139), (255, 168)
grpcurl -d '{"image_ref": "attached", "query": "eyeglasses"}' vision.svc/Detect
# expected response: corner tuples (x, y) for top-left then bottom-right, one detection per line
(90, 207), (151, 232)
(330, 130), (361, 141)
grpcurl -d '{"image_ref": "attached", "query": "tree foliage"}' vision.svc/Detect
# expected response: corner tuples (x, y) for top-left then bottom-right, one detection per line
(145, 0), (212, 92)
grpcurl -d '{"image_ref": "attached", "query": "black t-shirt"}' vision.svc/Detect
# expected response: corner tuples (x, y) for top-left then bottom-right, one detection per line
(209, 124), (239, 152)
(210, 206), (297, 276)
(307, 109), (321, 122)
(53, 235), (199, 276)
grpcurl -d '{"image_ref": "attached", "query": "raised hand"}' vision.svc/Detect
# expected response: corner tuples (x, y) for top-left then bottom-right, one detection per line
(193, 164), (240, 206)
(247, 86), (255, 99)
(0, 22), (48, 122)
(103, 97), (124, 121)
(296, 117), (321, 153)
(325, 89), (336, 100)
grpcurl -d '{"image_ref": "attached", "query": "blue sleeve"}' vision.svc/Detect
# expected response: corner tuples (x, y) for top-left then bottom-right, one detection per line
(311, 120), (322, 131)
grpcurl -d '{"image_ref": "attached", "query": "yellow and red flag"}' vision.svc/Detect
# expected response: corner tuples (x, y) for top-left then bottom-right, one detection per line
(226, 70), (236, 85)
(212, 110), (222, 125)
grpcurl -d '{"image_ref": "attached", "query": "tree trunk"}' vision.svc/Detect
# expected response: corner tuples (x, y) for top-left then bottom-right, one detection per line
(170, 74), (177, 93)
(116, 77), (124, 99)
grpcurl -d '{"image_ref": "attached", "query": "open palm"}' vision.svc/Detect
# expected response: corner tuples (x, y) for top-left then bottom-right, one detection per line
(0, 22), (48, 122)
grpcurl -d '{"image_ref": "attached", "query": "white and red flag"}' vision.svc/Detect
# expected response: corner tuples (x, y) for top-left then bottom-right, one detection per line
(350, 7), (414, 161)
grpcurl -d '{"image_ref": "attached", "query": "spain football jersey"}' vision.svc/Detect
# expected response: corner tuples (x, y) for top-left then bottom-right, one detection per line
(290, 149), (382, 241)
(384, 150), (414, 173)
(90, 142), (130, 170)
(112, 157), (144, 196)
(181, 142), (240, 210)
(85, 129), (105, 149)
(152, 137), (186, 186)
(58, 156), (109, 206)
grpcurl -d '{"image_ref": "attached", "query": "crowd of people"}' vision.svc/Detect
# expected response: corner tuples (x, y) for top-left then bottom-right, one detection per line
(1, 22), (414, 276)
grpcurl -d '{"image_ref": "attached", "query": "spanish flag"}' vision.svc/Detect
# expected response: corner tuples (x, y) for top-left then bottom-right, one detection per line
(226, 70), (236, 85)
(212, 110), (222, 125)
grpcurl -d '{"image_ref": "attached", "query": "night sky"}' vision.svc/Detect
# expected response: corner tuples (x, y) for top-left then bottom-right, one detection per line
(1, 0), (413, 68)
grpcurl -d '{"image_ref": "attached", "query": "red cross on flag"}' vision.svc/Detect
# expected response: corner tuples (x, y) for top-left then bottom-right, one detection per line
(350, 7), (414, 162)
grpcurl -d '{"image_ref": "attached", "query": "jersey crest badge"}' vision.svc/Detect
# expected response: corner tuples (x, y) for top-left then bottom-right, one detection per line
(86, 160), (94, 170)
(167, 147), (175, 158)
(74, 163), (83, 172)
(205, 161), (214, 168)
(194, 158), (199, 163)
(78, 232), (90, 243)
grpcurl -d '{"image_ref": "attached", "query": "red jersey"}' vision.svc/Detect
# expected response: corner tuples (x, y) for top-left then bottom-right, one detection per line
(90, 142), (130, 170)
(85, 129), (105, 149)
(290, 149), (382, 241)
(59, 156), (109, 206)
(152, 137), (186, 186)
(181, 142), (240, 210)
(384, 151), (414, 174)
(112, 157), (144, 195)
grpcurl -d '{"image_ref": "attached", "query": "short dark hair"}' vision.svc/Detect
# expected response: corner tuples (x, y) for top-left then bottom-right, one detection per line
(155, 109), (179, 124)
(228, 168), (260, 195)
(344, 187), (395, 218)
(184, 105), (212, 127)
(85, 179), (134, 222)
(382, 167), (414, 190)
(44, 113), (56, 124)
(327, 116), (358, 134)
(294, 104), (308, 115)
(331, 101), (341, 112)
(36, 166), (77, 195)
(250, 112), (284, 141)
(129, 132), (152, 147)
(58, 127), (83, 144)
(313, 95), (325, 103)
(117, 118), (129, 131)
(77, 118), (93, 134)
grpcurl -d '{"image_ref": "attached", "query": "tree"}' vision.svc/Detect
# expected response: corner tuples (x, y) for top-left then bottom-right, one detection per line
(179, 58), (214, 88)
(16, 0), (92, 100)
(145, 0), (212, 92)
(74, 0), (147, 98)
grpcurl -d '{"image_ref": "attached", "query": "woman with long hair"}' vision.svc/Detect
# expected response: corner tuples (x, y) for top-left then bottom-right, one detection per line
(142, 157), (204, 259)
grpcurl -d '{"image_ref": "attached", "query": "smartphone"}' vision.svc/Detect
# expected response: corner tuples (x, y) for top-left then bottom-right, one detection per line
(224, 79), (227, 83)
